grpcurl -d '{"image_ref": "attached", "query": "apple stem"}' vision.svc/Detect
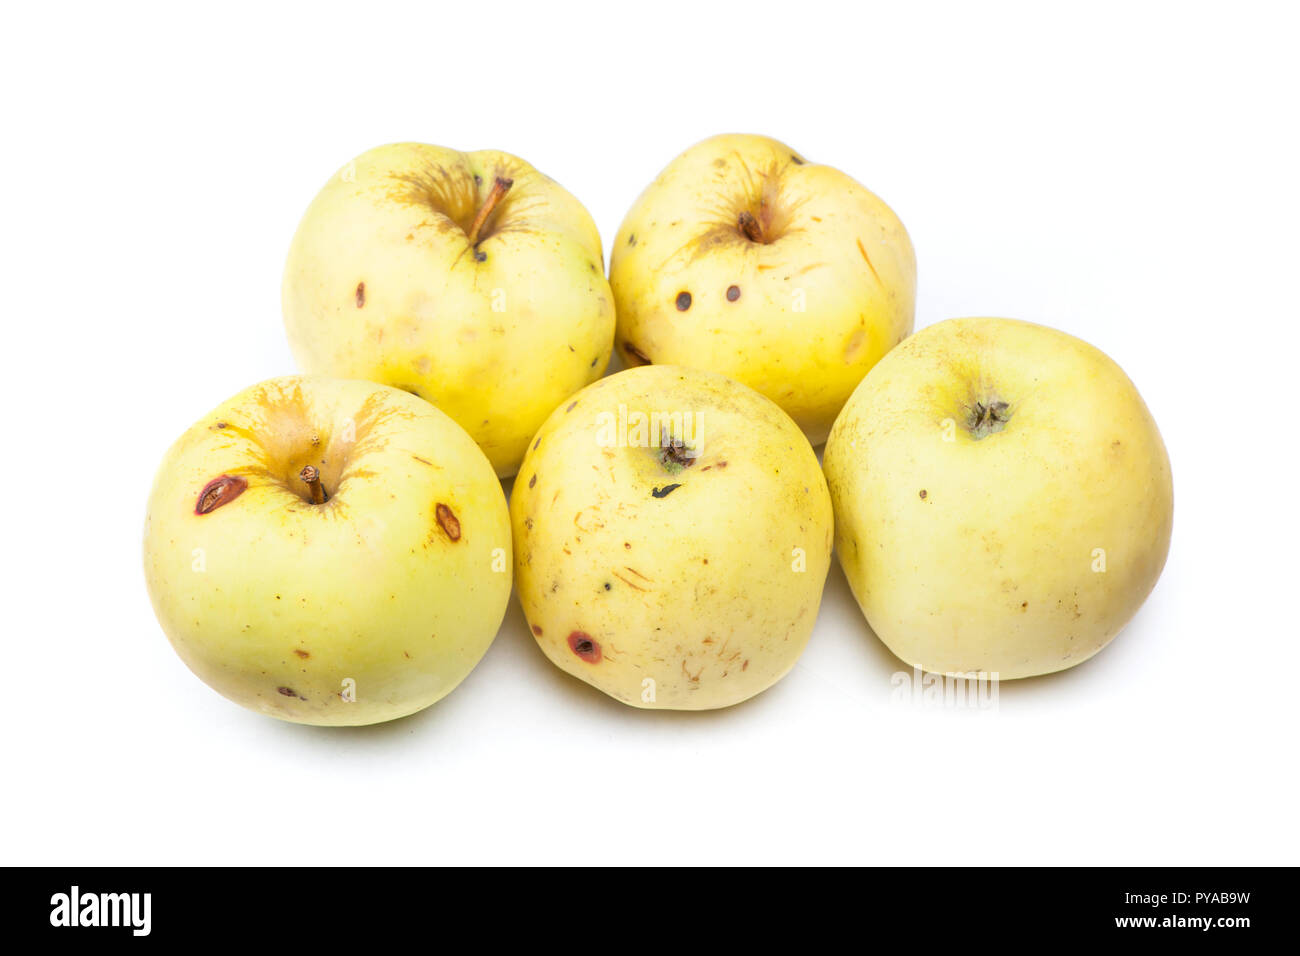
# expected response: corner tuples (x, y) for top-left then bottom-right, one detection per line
(300, 465), (327, 504)
(467, 176), (514, 246)
(738, 210), (764, 243)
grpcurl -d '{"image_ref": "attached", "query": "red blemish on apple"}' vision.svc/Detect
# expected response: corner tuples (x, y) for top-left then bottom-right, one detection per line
(293, 649), (310, 659)
(436, 503), (461, 541)
(195, 475), (248, 515)
(531, 624), (543, 636)
(568, 631), (601, 663)
(355, 281), (366, 307)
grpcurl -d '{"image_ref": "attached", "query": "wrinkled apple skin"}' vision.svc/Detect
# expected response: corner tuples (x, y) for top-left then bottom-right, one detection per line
(143, 376), (512, 725)
(511, 365), (833, 710)
(609, 133), (916, 445)
(823, 318), (1174, 680)
(283, 143), (615, 478)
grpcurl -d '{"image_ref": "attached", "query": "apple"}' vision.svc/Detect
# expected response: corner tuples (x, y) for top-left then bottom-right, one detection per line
(608, 133), (916, 445)
(282, 142), (615, 478)
(823, 318), (1173, 680)
(511, 365), (833, 710)
(143, 376), (512, 725)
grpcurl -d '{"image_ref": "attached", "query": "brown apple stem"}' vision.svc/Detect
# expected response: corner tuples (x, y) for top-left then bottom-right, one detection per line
(738, 210), (764, 243)
(467, 176), (514, 246)
(300, 465), (327, 504)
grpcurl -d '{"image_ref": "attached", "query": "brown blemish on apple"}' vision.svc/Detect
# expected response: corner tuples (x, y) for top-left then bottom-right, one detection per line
(195, 475), (248, 515)
(355, 282), (366, 308)
(1021, 602), (1029, 611)
(919, 489), (927, 500)
(528, 473), (537, 488)
(623, 342), (652, 365)
(856, 238), (882, 285)
(277, 686), (302, 699)
(742, 659), (749, 671)
(566, 401), (577, 413)
(651, 483), (681, 498)
(627, 233), (637, 246)
(531, 624), (543, 636)
(790, 154), (805, 165)
(436, 503), (462, 541)
(726, 285), (741, 302)
(675, 291), (692, 311)
(844, 327), (867, 362)
(568, 631), (601, 663)
(293, 649), (310, 659)
(412, 455), (434, 466)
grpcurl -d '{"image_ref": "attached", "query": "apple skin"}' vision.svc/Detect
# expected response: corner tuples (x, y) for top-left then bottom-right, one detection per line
(282, 143), (615, 478)
(511, 365), (833, 710)
(609, 133), (916, 445)
(143, 376), (512, 725)
(823, 318), (1173, 680)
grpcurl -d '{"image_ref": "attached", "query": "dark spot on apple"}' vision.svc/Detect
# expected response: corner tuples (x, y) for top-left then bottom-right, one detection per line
(566, 401), (577, 413)
(623, 342), (651, 365)
(726, 285), (741, 302)
(534, 436), (542, 450)
(474, 249), (487, 262)
(590, 355), (598, 367)
(195, 475), (248, 515)
(790, 154), (805, 165)
(1021, 602), (1029, 611)
(474, 173), (482, 186)
(214, 421), (228, 429)
(676, 291), (692, 311)
(919, 489), (927, 500)
(568, 631), (601, 663)
(628, 233), (637, 246)
(277, 686), (301, 699)
(355, 282), (366, 308)
(651, 483), (681, 498)
(436, 503), (461, 541)
(528, 473), (537, 488)
(531, 624), (543, 636)
(742, 659), (749, 671)
(624, 541), (631, 549)
(293, 649), (309, 659)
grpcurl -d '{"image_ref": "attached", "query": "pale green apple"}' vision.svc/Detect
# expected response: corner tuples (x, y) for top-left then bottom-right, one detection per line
(609, 133), (916, 445)
(283, 142), (615, 478)
(511, 365), (833, 710)
(143, 376), (512, 725)
(823, 317), (1173, 680)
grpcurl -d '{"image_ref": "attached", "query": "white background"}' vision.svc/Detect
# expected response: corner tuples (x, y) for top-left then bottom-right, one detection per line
(3, 1), (1297, 865)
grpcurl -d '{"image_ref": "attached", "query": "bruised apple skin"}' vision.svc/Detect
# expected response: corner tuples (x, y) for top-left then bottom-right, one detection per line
(609, 133), (916, 445)
(143, 376), (512, 725)
(511, 365), (833, 710)
(823, 318), (1174, 680)
(282, 143), (615, 478)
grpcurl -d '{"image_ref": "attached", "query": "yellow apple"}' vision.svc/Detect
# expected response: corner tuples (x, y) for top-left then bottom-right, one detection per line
(823, 317), (1173, 680)
(609, 133), (916, 445)
(143, 376), (512, 725)
(511, 365), (833, 710)
(282, 142), (615, 477)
